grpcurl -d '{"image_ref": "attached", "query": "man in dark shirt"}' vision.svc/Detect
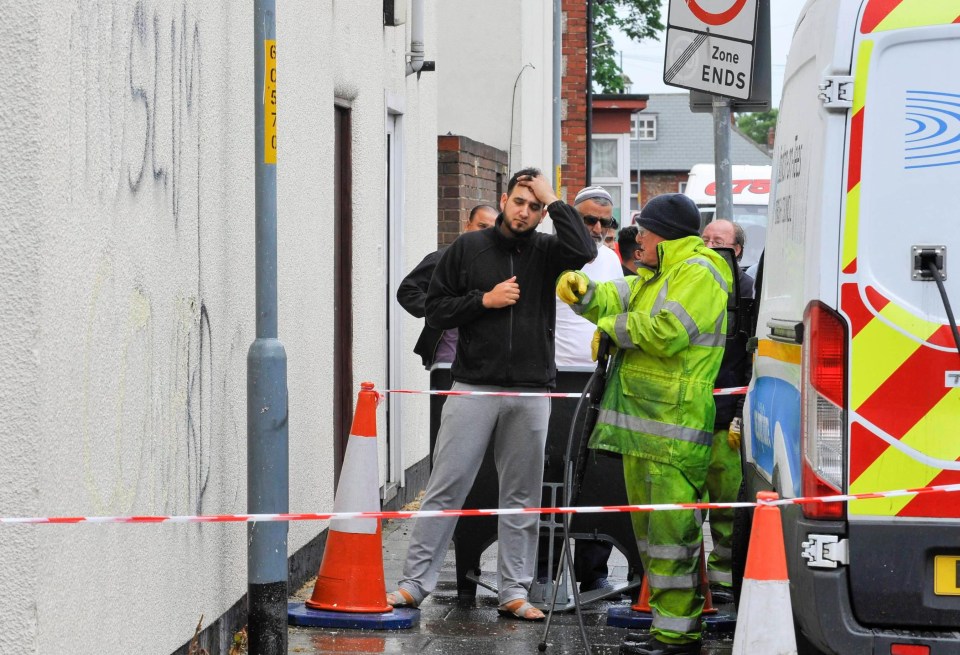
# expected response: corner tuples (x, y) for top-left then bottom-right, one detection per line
(386, 168), (593, 621)
(396, 205), (498, 368)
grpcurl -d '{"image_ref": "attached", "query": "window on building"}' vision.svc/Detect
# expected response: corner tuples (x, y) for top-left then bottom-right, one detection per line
(631, 179), (640, 211)
(678, 181), (687, 194)
(632, 115), (657, 140)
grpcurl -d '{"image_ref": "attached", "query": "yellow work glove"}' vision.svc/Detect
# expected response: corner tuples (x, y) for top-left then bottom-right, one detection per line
(727, 417), (742, 450)
(591, 329), (619, 361)
(556, 271), (588, 305)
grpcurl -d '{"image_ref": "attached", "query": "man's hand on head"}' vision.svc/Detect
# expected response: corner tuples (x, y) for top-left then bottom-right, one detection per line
(483, 276), (520, 309)
(516, 173), (559, 207)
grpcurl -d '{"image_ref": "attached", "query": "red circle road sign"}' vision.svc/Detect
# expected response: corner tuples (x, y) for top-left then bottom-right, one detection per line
(686, 0), (748, 26)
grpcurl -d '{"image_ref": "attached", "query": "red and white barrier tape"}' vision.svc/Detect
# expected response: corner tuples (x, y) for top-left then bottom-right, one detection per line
(4, 483), (958, 526)
(384, 386), (748, 399)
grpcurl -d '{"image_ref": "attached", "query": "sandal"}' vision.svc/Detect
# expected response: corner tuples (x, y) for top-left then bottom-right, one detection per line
(497, 598), (545, 621)
(386, 588), (419, 608)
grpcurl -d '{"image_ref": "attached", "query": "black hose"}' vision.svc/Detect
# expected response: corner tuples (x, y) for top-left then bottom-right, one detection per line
(927, 261), (960, 360)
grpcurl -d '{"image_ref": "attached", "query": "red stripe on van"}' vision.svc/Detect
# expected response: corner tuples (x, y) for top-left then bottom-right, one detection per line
(841, 283), (874, 338)
(843, 257), (858, 274)
(928, 324), (959, 349)
(849, 421), (892, 482)
(864, 285), (891, 314)
(848, 108), (865, 192)
(897, 467), (960, 517)
(860, 0), (903, 33)
(855, 344), (953, 440)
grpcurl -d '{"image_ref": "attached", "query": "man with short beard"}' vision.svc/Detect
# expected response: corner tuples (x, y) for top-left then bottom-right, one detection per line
(387, 168), (594, 621)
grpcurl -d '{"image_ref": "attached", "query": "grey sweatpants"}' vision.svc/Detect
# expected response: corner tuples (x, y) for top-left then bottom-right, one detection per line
(398, 381), (550, 605)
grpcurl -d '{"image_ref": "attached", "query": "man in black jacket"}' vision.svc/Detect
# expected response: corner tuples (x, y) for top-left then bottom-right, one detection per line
(396, 204), (498, 368)
(387, 168), (594, 621)
(701, 219), (754, 605)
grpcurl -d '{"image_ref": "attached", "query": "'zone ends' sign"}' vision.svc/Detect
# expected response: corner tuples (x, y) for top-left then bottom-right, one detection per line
(664, 0), (759, 100)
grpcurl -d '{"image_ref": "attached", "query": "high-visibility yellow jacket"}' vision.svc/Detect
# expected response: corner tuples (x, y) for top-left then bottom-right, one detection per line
(567, 235), (732, 487)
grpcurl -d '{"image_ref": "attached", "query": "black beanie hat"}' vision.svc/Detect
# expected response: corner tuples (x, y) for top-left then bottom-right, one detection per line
(637, 193), (701, 241)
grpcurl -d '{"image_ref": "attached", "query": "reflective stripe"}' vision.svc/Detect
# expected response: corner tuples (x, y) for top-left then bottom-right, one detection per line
(640, 541), (701, 560)
(612, 278), (632, 310)
(598, 408), (713, 446)
(648, 571), (699, 589)
(688, 257), (728, 293)
(614, 313), (635, 349)
(650, 279), (669, 315)
(663, 301), (725, 348)
(572, 279), (595, 315)
(652, 609), (701, 634)
(707, 570), (733, 585)
(710, 544), (731, 560)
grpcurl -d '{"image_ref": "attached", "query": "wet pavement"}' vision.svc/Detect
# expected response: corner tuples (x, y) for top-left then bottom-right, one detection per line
(288, 520), (736, 655)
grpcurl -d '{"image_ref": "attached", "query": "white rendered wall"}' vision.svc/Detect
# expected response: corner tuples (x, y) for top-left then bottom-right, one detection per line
(0, 1), (437, 654)
(436, 0), (554, 173)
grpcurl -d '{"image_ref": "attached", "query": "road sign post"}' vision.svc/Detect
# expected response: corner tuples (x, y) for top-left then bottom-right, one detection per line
(664, 1), (762, 225)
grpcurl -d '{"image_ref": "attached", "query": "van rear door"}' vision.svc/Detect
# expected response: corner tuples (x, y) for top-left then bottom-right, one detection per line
(839, 4), (960, 629)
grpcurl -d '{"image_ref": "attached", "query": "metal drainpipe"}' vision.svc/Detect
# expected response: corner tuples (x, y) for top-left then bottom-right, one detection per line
(249, 0), (289, 653)
(406, 0), (424, 76)
(552, 0), (562, 197)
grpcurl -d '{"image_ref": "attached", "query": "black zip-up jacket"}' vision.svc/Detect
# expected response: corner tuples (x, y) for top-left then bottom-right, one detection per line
(396, 248), (446, 368)
(714, 270), (755, 428)
(425, 200), (594, 388)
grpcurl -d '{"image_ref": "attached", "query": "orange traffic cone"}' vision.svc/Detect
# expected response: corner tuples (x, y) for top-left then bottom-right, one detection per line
(732, 491), (797, 654)
(630, 544), (716, 614)
(306, 382), (390, 613)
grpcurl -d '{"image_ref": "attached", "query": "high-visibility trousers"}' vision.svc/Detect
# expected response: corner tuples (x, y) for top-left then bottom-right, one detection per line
(623, 456), (704, 644)
(705, 426), (742, 587)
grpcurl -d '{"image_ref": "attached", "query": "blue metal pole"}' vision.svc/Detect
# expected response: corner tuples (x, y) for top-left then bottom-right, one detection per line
(248, 1), (288, 653)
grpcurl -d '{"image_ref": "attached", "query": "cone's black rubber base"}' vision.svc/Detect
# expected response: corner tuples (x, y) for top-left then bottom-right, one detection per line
(287, 601), (419, 630)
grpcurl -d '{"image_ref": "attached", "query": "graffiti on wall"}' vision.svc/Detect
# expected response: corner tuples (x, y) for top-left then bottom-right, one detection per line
(68, 1), (243, 516)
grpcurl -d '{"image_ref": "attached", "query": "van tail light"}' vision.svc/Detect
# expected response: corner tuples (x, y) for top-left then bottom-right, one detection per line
(800, 301), (847, 519)
(891, 645), (930, 655)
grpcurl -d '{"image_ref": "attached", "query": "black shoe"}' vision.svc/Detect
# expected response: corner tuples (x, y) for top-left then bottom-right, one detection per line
(618, 632), (654, 654)
(620, 636), (702, 655)
(708, 583), (734, 605)
(579, 576), (613, 593)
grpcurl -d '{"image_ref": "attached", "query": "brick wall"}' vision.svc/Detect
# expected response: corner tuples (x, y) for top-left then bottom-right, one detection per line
(561, 0), (588, 202)
(437, 135), (508, 246)
(641, 172), (688, 206)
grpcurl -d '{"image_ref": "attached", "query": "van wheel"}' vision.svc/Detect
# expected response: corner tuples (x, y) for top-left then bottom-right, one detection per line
(795, 624), (826, 655)
(731, 479), (751, 605)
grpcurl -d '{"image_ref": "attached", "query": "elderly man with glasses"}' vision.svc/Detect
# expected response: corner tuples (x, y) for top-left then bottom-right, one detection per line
(699, 219), (755, 606)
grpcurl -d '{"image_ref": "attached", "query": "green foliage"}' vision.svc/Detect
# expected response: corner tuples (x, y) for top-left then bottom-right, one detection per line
(592, 0), (663, 93)
(736, 109), (779, 146)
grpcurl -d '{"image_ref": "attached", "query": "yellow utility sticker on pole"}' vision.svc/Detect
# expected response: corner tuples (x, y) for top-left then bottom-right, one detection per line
(265, 40), (277, 164)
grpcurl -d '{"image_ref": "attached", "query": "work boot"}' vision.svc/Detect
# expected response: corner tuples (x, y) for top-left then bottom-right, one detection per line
(708, 583), (734, 605)
(579, 576), (613, 593)
(620, 636), (702, 655)
(618, 632), (654, 654)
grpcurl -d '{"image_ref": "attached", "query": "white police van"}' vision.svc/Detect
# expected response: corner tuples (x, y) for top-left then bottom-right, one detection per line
(741, 1), (960, 653)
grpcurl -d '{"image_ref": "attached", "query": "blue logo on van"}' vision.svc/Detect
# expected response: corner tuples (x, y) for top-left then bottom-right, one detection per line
(749, 376), (802, 497)
(905, 90), (960, 169)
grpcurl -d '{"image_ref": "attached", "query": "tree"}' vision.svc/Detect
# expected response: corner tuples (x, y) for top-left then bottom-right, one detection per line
(737, 109), (779, 146)
(592, 0), (663, 93)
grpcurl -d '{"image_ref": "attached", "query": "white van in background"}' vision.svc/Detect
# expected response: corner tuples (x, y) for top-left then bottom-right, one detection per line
(740, 1), (960, 654)
(684, 163), (771, 269)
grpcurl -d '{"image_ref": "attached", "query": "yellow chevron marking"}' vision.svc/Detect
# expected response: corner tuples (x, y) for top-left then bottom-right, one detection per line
(853, 40), (871, 114)
(842, 184), (861, 272)
(842, 41), (873, 271)
(757, 339), (800, 365)
(850, 316), (921, 409)
(873, 2), (960, 33)
(880, 298), (946, 342)
(850, 389), (960, 516)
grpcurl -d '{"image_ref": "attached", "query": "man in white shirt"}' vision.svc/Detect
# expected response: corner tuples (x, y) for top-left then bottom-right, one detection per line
(552, 185), (623, 592)
(554, 187), (624, 366)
